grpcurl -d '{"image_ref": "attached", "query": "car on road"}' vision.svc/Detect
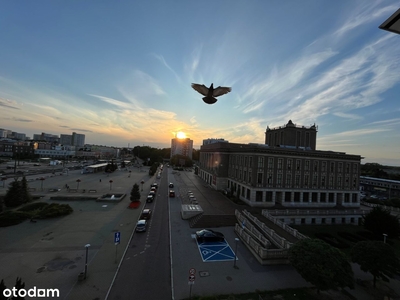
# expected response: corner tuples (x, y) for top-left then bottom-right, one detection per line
(169, 190), (175, 197)
(136, 220), (147, 232)
(149, 191), (156, 199)
(195, 229), (225, 243)
(169, 183), (174, 188)
(146, 195), (154, 203)
(141, 209), (152, 220)
(151, 183), (158, 189)
(33, 163), (41, 166)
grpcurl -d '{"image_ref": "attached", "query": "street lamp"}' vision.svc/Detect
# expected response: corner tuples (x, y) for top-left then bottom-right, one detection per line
(383, 233), (388, 244)
(233, 238), (239, 269)
(141, 180), (144, 191)
(76, 179), (81, 190)
(109, 180), (113, 190)
(84, 244), (91, 279)
(40, 177), (45, 191)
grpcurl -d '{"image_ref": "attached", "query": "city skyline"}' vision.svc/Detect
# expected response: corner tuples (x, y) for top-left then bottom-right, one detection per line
(1, 1), (400, 166)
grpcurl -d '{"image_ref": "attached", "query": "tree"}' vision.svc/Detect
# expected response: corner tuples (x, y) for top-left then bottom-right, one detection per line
(362, 206), (400, 238)
(0, 279), (7, 300)
(13, 277), (25, 299)
(351, 241), (400, 288)
(20, 177), (32, 204)
(4, 180), (23, 208)
(3, 178), (32, 208)
(130, 183), (141, 202)
(288, 238), (354, 293)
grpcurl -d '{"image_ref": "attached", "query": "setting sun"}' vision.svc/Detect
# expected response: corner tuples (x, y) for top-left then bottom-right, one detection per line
(176, 131), (186, 139)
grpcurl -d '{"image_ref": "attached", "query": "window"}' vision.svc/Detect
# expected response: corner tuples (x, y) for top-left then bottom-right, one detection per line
(258, 157), (264, 168)
(305, 160), (309, 171)
(330, 162), (335, 173)
(296, 160), (301, 170)
(321, 176), (325, 187)
(267, 171), (273, 184)
(295, 175), (300, 186)
(244, 156), (248, 167)
(322, 161), (326, 172)
(286, 175), (291, 186)
(287, 159), (292, 170)
(338, 176), (342, 187)
(346, 163), (350, 173)
(257, 172), (263, 184)
(278, 158), (283, 169)
(249, 157), (253, 168)
(304, 174), (309, 186)
(338, 162), (343, 173)
(268, 157), (274, 169)
(314, 161), (318, 172)
(313, 174), (318, 186)
(277, 173), (282, 185)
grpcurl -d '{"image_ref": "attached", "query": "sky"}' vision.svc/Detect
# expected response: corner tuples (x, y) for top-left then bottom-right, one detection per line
(1, 1), (400, 166)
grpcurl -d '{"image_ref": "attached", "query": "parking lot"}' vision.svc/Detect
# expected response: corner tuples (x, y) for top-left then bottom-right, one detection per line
(196, 240), (237, 262)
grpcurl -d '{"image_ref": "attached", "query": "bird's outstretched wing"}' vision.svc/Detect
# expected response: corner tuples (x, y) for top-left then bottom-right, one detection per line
(191, 83), (209, 96)
(213, 86), (232, 97)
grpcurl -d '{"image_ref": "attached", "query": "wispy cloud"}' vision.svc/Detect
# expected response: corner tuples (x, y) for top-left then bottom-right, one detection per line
(152, 53), (182, 84)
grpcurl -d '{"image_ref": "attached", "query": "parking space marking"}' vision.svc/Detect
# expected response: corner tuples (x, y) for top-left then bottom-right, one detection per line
(196, 240), (237, 262)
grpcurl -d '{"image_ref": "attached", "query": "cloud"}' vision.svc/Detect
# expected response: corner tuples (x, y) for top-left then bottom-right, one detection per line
(333, 112), (363, 120)
(152, 53), (182, 84)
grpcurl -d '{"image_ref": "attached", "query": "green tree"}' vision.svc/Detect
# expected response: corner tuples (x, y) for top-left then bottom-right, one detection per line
(130, 183), (141, 202)
(362, 206), (400, 238)
(351, 241), (400, 288)
(20, 177), (32, 204)
(288, 238), (354, 293)
(4, 180), (23, 208)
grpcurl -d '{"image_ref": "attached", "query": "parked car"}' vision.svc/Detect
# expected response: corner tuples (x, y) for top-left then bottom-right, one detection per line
(136, 220), (147, 232)
(151, 183), (158, 189)
(169, 183), (174, 188)
(149, 191), (156, 199)
(141, 209), (152, 220)
(195, 229), (224, 243)
(169, 190), (175, 197)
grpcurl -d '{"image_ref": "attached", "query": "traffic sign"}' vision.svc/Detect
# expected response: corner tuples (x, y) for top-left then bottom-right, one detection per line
(189, 275), (195, 282)
(189, 268), (196, 275)
(114, 232), (121, 245)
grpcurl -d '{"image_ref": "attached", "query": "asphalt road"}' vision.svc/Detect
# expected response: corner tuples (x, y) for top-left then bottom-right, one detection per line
(107, 168), (172, 300)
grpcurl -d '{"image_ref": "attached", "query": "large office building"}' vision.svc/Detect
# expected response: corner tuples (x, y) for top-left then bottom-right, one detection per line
(199, 121), (362, 209)
(171, 137), (193, 159)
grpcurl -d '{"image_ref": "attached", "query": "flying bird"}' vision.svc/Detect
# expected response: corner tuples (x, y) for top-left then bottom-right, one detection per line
(191, 83), (232, 104)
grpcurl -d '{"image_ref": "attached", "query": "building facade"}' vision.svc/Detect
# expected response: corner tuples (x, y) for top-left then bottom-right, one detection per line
(199, 142), (362, 208)
(265, 120), (318, 150)
(171, 138), (193, 159)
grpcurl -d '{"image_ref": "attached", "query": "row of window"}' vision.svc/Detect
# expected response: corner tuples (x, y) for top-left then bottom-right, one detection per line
(230, 168), (358, 189)
(230, 155), (358, 174)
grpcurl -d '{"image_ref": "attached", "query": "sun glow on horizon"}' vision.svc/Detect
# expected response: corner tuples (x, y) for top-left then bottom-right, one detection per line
(176, 131), (187, 139)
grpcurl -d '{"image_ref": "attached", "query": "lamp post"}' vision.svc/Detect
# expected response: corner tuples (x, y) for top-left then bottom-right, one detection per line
(76, 179), (81, 190)
(233, 238), (239, 269)
(383, 233), (388, 244)
(40, 177), (45, 191)
(84, 244), (91, 279)
(109, 180), (113, 190)
(141, 180), (144, 191)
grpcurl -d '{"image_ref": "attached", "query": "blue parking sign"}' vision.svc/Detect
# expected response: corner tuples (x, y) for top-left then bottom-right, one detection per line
(114, 232), (121, 244)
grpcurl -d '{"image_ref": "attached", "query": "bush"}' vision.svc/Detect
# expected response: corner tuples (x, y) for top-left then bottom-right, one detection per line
(18, 202), (49, 212)
(36, 203), (73, 219)
(314, 232), (350, 249)
(356, 230), (379, 241)
(0, 211), (30, 227)
(337, 231), (366, 243)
